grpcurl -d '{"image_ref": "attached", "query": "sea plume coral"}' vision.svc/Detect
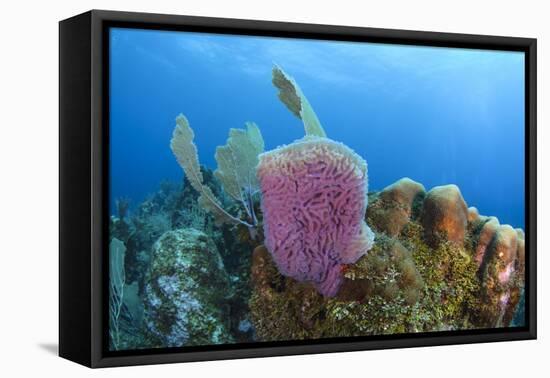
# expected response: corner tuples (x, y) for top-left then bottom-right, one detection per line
(109, 238), (126, 350)
(257, 136), (374, 297)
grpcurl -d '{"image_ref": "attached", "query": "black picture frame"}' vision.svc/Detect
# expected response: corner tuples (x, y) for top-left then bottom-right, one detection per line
(59, 9), (537, 368)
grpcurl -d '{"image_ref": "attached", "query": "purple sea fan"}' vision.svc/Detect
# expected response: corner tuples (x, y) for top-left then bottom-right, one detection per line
(257, 136), (375, 297)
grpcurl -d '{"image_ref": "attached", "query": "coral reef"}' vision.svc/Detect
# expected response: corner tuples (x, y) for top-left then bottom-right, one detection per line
(143, 228), (234, 347)
(108, 65), (526, 350)
(250, 177), (525, 341)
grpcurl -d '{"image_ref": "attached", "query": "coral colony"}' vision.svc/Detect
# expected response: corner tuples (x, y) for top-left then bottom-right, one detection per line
(108, 66), (525, 350)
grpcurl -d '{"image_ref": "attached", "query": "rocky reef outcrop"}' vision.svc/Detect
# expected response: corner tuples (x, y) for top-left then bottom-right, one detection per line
(250, 177), (525, 341)
(143, 228), (234, 347)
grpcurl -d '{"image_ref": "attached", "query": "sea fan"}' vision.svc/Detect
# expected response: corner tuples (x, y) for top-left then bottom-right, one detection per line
(272, 66), (326, 137)
(170, 114), (257, 228)
(214, 122), (264, 225)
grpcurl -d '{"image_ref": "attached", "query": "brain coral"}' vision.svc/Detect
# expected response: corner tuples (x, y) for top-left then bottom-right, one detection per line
(257, 136), (375, 297)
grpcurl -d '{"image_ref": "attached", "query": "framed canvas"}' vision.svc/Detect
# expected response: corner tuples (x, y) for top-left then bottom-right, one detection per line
(59, 10), (537, 368)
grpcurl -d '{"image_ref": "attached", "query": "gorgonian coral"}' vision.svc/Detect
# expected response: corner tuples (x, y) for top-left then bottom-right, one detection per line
(214, 122), (264, 228)
(170, 114), (264, 232)
(272, 66), (326, 137)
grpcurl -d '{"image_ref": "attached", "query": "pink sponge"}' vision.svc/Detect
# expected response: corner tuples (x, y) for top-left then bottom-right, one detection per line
(257, 136), (375, 297)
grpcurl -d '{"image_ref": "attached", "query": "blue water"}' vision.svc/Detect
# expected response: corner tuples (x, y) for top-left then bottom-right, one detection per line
(110, 28), (525, 229)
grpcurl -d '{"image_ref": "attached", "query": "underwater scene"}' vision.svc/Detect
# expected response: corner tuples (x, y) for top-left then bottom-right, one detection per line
(108, 28), (526, 351)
